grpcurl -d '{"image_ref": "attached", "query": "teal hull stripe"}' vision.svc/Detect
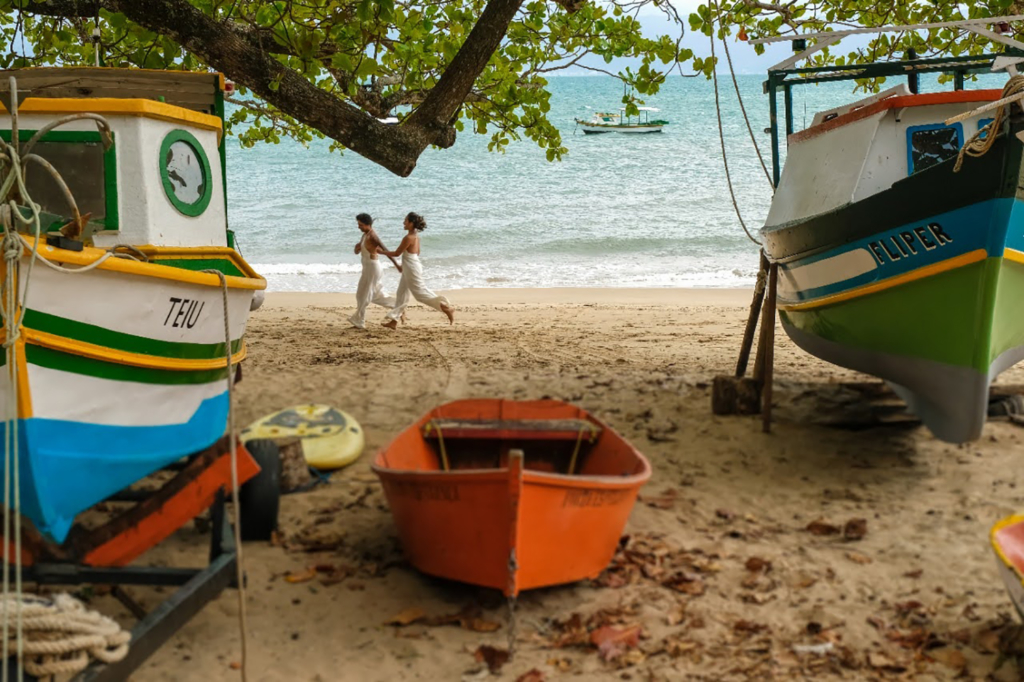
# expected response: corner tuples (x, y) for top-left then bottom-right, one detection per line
(23, 309), (242, 360)
(26, 345), (230, 385)
(786, 197), (1014, 302)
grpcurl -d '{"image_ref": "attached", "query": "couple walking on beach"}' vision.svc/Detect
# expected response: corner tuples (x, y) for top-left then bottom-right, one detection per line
(349, 211), (455, 330)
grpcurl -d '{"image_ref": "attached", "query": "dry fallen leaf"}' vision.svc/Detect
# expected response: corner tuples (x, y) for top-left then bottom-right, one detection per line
(662, 572), (706, 595)
(546, 657), (572, 672)
(975, 627), (1002, 654)
(474, 645), (509, 674)
(229, 661), (242, 670)
(806, 520), (841, 536)
(642, 489), (678, 509)
(733, 620), (767, 634)
(903, 569), (923, 579)
(846, 551), (873, 565)
(928, 647), (967, 672)
(867, 652), (907, 672)
(514, 669), (546, 682)
(745, 557), (772, 573)
(843, 518), (868, 541)
(284, 566), (317, 583)
(385, 608), (427, 626)
(666, 602), (686, 626)
(590, 625), (642, 662)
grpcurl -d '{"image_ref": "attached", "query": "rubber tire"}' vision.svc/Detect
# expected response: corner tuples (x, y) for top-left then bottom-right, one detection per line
(238, 438), (281, 542)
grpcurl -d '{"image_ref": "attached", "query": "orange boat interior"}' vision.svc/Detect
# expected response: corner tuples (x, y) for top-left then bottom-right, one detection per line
(376, 400), (646, 477)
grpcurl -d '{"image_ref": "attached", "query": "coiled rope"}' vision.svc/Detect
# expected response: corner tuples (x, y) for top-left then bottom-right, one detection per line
(2, 594), (129, 677)
(954, 74), (1024, 172)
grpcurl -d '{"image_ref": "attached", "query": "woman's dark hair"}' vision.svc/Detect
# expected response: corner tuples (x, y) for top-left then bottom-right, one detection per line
(356, 212), (373, 226)
(406, 212), (427, 232)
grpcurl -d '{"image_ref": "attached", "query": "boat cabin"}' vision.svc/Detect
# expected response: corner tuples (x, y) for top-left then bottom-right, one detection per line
(766, 83), (999, 230)
(0, 67), (228, 249)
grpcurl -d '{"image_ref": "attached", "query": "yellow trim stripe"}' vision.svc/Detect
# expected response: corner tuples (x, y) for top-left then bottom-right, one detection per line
(992, 514), (1024, 581)
(15, 339), (32, 420)
(27, 237), (266, 291)
(135, 245), (263, 281)
(3, 98), (223, 141)
(778, 249), (988, 312)
(23, 329), (247, 372)
(1005, 248), (1024, 266)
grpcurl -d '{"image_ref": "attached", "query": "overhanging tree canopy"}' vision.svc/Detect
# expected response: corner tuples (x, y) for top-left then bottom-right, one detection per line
(6, 1), (1021, 176)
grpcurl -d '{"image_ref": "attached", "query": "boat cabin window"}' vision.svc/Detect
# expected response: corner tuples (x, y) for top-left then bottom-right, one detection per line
(2, 130), (115, 232)
(906, 123), (963, 175)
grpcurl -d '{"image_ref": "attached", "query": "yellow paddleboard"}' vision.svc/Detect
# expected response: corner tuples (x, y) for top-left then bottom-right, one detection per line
(240, 404), (365, 471)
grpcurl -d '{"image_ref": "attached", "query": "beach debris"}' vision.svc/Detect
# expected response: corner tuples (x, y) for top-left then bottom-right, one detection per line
(595, 533), (719, 594)
(842, 518), (867, 541)
(473, 645), (509, 673)
(514, 669), (546, 682)
(744, 557), (772, 573)
(927, 647), (967, 672)
(903, 569), (923, 579)
(590, 625), (642, 663)
(866, 652), (907, 673)
(665, 602), (686, 626)
(430, 606), (502, 633)
(284, 566), (317, 583)
(385, 608), (427, 626)
(792, 642), (833, 656)
(546, 656), (572, 671)
(806, 520), (841, 536)
(845, 551), (872, 565)
(641, 488), (678, 509)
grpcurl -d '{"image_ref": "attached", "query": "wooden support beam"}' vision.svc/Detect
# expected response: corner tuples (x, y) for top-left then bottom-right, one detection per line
(761, 263), (779, 434)
(736, 251), (769, 379)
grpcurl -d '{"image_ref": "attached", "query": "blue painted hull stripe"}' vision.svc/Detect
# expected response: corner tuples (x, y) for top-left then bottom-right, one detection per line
(784, 197), (1016, 302)
(2, 392), (228, 543)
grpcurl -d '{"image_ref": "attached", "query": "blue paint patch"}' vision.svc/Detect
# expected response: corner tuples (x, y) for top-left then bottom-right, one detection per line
(1, 392), (227, 543)
(784, 198), (1017, 302)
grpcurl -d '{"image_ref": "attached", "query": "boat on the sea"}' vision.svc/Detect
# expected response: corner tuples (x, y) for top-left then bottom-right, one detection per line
(372, 399), (651, 595)
(755, 25), (1024, 443)
(992, 514), (1024, 619)
(575, 107), (668, 134)
(0, 67), (265, 542)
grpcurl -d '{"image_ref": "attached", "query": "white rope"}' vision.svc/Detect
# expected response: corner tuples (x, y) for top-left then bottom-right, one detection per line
(202, 269), (249, 682)
(1, 594), (129, 677)
(719, 21), (773, 187)
(709, 3), (763, 246)
(0, 76), (131, 680)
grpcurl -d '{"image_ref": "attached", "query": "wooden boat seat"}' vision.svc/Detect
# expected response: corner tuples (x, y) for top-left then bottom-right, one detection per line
(422, 418), (601, 442)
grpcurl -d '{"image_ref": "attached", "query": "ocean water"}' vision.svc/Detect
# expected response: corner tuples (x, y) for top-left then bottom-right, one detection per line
(226, 73), (1001, 292)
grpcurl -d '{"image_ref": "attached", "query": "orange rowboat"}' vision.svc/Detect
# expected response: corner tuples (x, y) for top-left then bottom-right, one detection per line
(372, 399), (651, 595)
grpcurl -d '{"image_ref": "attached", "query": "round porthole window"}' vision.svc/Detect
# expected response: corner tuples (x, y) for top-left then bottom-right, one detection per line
(160, 130), (212, 216)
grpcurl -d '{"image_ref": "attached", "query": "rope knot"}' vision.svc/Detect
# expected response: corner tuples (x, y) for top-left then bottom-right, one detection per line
(954, 75), (1024, 173)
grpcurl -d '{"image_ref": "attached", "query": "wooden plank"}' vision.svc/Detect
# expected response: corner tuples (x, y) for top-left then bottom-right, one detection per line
(424, 418), (601, 441)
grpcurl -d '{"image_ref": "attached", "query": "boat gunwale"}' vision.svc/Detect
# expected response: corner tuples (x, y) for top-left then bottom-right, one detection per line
(372, 398), (652, 488)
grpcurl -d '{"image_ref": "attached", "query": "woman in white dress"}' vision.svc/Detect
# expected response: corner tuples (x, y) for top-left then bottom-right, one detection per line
(349, 212), (400, 329)
(381, 212), (455, 328)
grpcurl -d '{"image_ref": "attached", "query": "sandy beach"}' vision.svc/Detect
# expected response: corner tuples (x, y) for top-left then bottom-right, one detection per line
(117, 287), (1024, 681)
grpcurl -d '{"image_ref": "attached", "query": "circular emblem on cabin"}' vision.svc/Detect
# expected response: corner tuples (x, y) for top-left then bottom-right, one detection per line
(159, 130), (212, 217)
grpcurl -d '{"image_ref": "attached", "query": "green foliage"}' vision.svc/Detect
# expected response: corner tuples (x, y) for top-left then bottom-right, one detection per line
(0, 0), (692, 162)
(692, 0), (1019, 93)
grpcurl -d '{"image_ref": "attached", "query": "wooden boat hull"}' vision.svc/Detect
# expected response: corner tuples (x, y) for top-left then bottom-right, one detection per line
(0, 239), (264, 542)
(373, 399), (651, 595)
(762, 91), (1024, 442)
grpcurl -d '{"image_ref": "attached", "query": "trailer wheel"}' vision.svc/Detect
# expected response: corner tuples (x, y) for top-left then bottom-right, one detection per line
(238, 438), (281, 541)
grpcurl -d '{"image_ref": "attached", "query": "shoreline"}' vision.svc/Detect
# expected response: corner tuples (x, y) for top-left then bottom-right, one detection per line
(261, 286), (755, 308)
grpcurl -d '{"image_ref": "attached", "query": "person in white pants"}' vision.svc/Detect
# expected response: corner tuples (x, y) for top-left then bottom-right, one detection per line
(348, 213), (401, 329)
(380, 212), (455, 328)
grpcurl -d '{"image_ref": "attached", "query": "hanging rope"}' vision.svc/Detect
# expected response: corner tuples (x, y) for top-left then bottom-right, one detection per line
(0, 77), (131, 681)
(2, 594), (129, 677)
(719, 18), (774, 187)
(954, 74), (1024, 172)
(708, 7), (763, 247)
(202, 269), (249, 682)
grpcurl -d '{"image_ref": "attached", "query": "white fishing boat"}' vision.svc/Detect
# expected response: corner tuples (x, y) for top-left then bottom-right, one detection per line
(0, 67), (266, 542)
(574, 107), (668, 134)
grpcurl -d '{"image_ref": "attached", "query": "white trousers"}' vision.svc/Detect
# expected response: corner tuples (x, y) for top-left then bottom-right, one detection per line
(385, 254), (449, 321)
(349, 259), (395, 328)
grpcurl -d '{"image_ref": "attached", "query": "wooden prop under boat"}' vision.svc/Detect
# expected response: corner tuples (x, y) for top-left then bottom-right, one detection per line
(372, 399), (651, 595)
(991, 514), (1024, 619)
